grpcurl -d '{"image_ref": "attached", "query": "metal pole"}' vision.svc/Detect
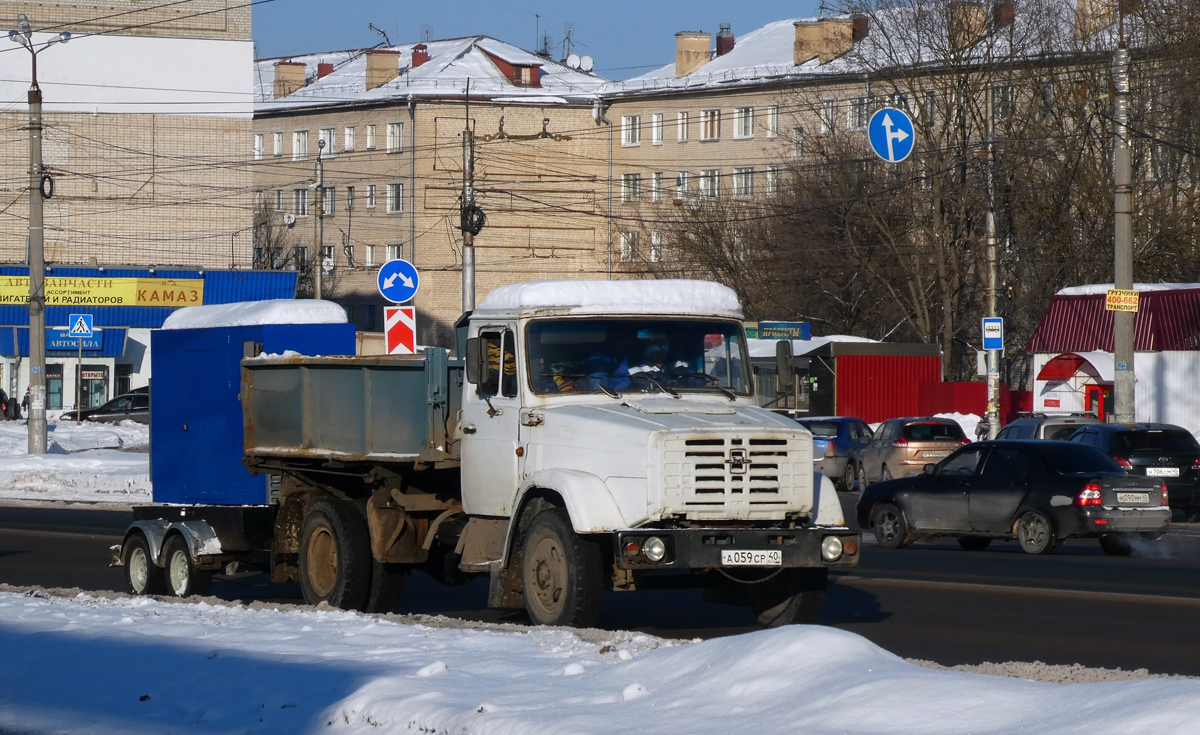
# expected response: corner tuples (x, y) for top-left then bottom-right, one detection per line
(76, 335), (82, 426)
(461, 124), (475, 313)
(314, 141), (324, 299)
(27, 66), (47, 454)
(985, 87), (1000, 439)
(1112, 46), (1135, 425)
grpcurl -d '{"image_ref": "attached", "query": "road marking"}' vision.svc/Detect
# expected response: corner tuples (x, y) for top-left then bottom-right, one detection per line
(833, 573), (1200, 607)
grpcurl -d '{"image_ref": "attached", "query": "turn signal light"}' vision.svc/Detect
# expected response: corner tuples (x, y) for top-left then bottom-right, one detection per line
(623, 540), (641, 556)
(1162, 482), (1170, 506)
(1076, 482), (1103, 506)
(1114, 455), (1133, 470)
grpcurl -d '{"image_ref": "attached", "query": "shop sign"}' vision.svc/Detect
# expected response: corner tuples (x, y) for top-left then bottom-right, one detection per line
(1105, 289), (1139, 312)
(81, 370), (106, 380)
(0, 277), (203, 307)
(47, 328), (102, 351)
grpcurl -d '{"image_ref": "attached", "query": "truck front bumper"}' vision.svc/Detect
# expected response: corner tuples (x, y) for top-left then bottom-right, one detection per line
(613, 527), (860, 571)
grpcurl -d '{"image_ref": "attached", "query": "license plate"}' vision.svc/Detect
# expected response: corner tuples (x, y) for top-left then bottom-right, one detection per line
(720, 549), (782, 567)
(1116, 492), (1150, 505)
(1146, 467), (1180, 477)
(922, 451), (950, 459)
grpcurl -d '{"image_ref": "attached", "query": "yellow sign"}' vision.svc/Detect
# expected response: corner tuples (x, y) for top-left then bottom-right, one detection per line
(0, 277), (203, 307)
(1105, 288), (1139, 312)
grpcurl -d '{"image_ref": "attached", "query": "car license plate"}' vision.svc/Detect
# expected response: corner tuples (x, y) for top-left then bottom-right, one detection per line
(720, 549), (782, 567)
(1146, 467), (1180, 477)
(1116, 492), (1150, 505)
(922, 451), (950, 459)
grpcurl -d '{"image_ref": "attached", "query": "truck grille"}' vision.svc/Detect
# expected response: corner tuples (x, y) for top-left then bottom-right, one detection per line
(661, 433), (810, 520)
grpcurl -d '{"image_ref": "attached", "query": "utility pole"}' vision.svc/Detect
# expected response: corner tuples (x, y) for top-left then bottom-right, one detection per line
(461, 121), (476, 313)
(314, 138), (325, 299)
(1112, 44), (1135, 425)
(9, 16), (70, 454)
(985, 87), (999, 439)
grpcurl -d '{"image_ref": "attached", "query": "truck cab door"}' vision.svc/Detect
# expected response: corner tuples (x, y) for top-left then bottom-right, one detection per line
(460, 327), (522, 516)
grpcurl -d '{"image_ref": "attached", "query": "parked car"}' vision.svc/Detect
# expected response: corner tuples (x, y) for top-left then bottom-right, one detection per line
(1066, 423), (1200, 518)
(60, 392), (150, 424)
(996, 413), (1103, 441)
(797, 416), (873, 490)
(857, 417), (969, 486)
(856, 440), (1171, 555)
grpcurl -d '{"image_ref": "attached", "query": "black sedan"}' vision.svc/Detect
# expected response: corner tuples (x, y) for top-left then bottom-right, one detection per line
(1066, 423), (1200, 518)
(855, 440), (1171, 555)
(60, 392), (149, 424)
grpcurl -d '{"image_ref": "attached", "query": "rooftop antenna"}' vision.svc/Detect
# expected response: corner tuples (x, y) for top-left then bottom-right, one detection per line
(367, 22), (391, 47)
(535, 14), (539, 51)
(562, 23), (574, 58)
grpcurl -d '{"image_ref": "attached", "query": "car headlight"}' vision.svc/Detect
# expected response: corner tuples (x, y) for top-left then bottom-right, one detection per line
(643, 536), (667, 562)
(821, 535), (844, 562)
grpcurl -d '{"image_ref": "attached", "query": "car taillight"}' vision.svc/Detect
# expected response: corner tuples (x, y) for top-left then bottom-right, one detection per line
(1192, 456), (1200, 470)
(1114, 455), (1133, 470)
(1162, 482), (1170, 506)
(891, 438), (909, 448)
(824, 440), (837, 458)
(1075, 482), (1103, 506)
(960, 436), (971, 445)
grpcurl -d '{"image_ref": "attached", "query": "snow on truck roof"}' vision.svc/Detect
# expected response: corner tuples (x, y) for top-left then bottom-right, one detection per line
(476, 280), (744, 318)
(160, 299), (347, 331)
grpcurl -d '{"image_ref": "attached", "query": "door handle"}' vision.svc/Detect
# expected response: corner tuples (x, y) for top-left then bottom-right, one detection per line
(461, 423), (476, 435)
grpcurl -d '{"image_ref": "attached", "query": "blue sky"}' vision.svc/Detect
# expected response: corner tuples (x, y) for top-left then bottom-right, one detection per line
(252, 0), (822, 79)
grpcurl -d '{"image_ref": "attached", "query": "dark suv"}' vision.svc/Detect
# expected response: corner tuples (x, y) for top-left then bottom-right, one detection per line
(997, 414), (1102, 441)
(1067, 423), (1200, 517)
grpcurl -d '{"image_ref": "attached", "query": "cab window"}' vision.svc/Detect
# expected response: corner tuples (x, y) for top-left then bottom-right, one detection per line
(939, 447), (984, 477)
(980, 447), (1030, 484)
(479, 329), (517, 398)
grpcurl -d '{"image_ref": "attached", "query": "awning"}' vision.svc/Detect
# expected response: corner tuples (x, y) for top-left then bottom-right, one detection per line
(1037, 353), (1085, 381)
(1036, 351), (1116, 383)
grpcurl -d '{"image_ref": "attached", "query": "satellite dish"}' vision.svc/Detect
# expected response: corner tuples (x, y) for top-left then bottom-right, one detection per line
(566, 53), (580, 69)
(283, 212), (296, 227)
(580, 55), (593, 72)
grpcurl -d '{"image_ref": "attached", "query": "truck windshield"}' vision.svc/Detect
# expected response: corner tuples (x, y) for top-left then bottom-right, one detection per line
(527, 318), (750, 396)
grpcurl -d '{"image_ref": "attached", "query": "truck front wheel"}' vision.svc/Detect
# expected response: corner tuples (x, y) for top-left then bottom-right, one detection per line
(749, 568), (828, 628)
(521, 508), (603, 627)
(299, 500), (372, 611)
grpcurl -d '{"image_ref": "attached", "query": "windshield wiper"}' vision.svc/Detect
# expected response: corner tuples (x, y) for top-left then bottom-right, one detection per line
(675, 369), (736, 400)
(642, 373), (680, 398)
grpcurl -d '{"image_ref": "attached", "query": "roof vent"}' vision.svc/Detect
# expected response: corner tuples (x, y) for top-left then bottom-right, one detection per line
(674, 31), (712, 77)
(411, 43), (429, 68)
(273, 61), (306, 98)
(716, 23), (735, 57)
(316, 62), (334, 79)
(366, 49), (401, 90)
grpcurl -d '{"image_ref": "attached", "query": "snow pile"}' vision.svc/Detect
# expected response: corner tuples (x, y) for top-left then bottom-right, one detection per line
(2, 590), (1198, 735)
(747, 334), (878, 358)
(478, 279), (743, 318)
(935, 412), (983, 441)
(0, 420), (150, 503)
(161, 299), (347, 331)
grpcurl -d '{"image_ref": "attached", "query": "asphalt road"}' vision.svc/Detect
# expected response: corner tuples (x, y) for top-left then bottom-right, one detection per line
(4, 503), (1200, 675)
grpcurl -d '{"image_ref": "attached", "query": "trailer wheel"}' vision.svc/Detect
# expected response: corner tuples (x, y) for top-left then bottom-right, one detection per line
(123, 533), (166, 596)
(162, 534), (213, 598)
(364, 561), (406, 614)
(520, 508), (603, 627)
(749, 568), (828, 628)
(299, 500), (371, 611)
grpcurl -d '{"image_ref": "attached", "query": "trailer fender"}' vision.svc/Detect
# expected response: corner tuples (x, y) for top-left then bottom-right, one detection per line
(516, 470), (627, 534)
(123, 520), (171, 566)
(122, 520), (224, 568)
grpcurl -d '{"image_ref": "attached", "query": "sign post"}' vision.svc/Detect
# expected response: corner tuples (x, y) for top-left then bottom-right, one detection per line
(377, 260), (420, 355)
(68, 313), (93, 425)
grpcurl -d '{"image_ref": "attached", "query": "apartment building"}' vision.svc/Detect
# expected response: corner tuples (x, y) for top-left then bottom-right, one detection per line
(253, 37), (610, 345)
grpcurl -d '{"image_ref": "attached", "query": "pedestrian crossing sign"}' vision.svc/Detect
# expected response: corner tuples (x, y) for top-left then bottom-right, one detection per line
(68, 313), (93, 338)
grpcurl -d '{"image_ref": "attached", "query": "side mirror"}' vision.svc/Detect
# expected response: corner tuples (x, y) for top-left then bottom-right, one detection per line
(923, 463), (936, 476)
(465, 337), (489, 386)
(776, 340), (794, 389)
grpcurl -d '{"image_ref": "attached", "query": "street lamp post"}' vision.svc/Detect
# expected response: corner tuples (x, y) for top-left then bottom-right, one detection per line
(9, 15), (70, 454)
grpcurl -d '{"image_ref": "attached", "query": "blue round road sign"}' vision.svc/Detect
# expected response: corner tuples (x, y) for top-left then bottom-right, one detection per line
(377, 259), (420, 304)
(867, 107), (915, 163)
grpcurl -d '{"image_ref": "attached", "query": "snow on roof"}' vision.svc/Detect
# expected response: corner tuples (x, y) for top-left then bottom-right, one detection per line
(1056, 283), (1200, 296)
(476, 279), (743, 318)
(747, 334), (878, 358)
(255, 36), (605, 111)
(161, 299), (347, 331)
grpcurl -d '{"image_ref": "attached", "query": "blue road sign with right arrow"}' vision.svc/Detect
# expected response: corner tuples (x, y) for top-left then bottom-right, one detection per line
(377, 259), (420, 304)
(868, 107), (915, 163)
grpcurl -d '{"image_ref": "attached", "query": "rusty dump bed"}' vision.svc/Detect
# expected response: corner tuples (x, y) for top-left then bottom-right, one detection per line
(241, 348), (463, 466)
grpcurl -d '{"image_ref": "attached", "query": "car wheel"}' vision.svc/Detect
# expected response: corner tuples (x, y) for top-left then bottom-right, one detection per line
(162, 534), (213, 598)
(882, 465), (894, 482)
(122, 533), (166, 596)
(842, 463), (857, 492)
(1016, 510), (1056, 555)
(1098, 533), (1133, 557)
(958, 536), (992, 552)
(871, 503), (909, 549)
(521, 507), (604, 627)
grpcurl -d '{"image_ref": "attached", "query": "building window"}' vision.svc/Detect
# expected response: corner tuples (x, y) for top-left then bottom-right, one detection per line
(366, 185), (377, 208)
(923, 90), (938, 127)
(677, 111), (689, 142)
(253, 133), (263, 160)
(650, 231), (663, 263)
(889, 92), (909, 111)
(734, 106), (753, 138)
(386, 122), (404, 153)
(993, 85), (1014, 120)
(365, 244), (376, 266)
(387, 243), (404, 261)
(321, 186), (335, 216)
(849, 97), (868, 130)
(294, 188), (308, 216)
(651, 172), (663, 203)
(732, 167), (754, 198)
(294, 246), (308, 269)
(793, 127), (805, 160)
(319, 127), (336, 154)
(344, 126), (355, 151)
(820, 100), (836, 135)
(321, 245), (335, 271)
(1038, 84), (1054, 120)
(620, 232), (637, 262)
(621, 173), (641, 203)
(346, 185), (355, 210)
(700, 109), (720, 140)
(366, 124), (377, 149)
(621, 115), (641, 146)
(292, 130), (309, 160)
(273, 132), (283, 157)
(651, 113), (664, 145)
(274, 189), (283, 211)
(766, 165), (779, 197)
(766, 106), (779, 137)
(699, 169), (719, 199)
(676, 171), (689, 201)
(387, 183), (404, 213)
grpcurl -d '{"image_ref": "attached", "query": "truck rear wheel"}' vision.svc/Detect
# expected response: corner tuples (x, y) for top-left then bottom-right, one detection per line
(162, 534), (213, 598)
(364, 561), (406, 614)
(521, 508), (603, 627)
(749, 568), (828, 628)
(299, 500), (372, 611)
(123, 533), (166, 596)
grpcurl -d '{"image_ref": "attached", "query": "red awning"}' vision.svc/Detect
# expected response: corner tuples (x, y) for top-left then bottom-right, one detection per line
(1037, 353), (1085, 381)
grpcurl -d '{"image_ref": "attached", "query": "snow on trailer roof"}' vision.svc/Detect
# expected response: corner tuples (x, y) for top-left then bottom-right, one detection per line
(1056, 283), (1200, 296)
(160, 299), (347, 331)
(476, 280), (743, 318)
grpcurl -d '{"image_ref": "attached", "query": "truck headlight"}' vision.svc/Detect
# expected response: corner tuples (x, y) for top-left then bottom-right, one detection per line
(643, 536), (667, 562)
(821, 535), (844, 562)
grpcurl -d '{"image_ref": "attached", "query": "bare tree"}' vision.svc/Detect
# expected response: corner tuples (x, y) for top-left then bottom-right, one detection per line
(251, 193), (342, 299)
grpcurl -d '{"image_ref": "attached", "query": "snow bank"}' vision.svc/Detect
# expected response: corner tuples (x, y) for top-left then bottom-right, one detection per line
(0, 420), (150, 503)
(478, 279), (743, 318)
(935, 412), (983, 441)
(161, 299), (347, 331)
(1, 590), (1198, 735)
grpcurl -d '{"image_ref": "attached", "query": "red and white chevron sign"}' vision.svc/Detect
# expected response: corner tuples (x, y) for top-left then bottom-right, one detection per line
(384, 306), (416, 355)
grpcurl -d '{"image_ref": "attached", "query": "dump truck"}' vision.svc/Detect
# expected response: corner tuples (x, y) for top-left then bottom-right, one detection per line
(113, 280), (859, 627)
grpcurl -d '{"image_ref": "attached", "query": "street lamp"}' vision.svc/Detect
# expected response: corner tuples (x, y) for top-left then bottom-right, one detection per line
(9, 14), (70, 454)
